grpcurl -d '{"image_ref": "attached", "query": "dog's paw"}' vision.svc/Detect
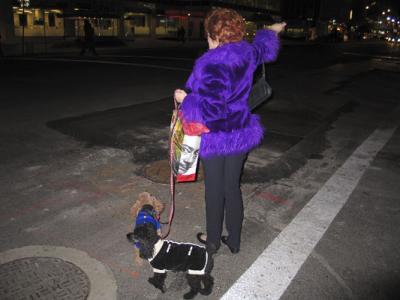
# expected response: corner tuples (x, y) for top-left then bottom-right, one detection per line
(199, 289), (212, 296)
(148, 277), (166, 293)
(199, 275), (214, 296)
(183, 290), (198, 299)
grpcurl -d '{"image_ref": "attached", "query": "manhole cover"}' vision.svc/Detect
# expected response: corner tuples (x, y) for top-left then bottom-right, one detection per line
(0, 256), (90, 300)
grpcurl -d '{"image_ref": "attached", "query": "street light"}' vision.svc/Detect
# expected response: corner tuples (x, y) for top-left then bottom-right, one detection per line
(382, 11), (385, 15)
(18, 0), (30, 55)
(365, 6), (369, 10)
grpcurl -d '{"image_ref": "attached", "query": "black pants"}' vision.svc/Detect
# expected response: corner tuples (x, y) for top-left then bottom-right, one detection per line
(201, 153), (247, 250)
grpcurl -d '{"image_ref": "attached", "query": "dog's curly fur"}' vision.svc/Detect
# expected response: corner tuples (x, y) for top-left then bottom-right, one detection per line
(130, 192), (164, 266)
(130, 192), (164, 219)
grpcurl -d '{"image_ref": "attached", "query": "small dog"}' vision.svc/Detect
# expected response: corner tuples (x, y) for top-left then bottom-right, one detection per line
(127, 201), (214, 299)
(130, 192), (165, 266)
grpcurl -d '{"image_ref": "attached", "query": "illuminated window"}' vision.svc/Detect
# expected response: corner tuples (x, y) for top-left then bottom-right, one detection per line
(156, 16), (166, 27)
(33, 9), (44, 25)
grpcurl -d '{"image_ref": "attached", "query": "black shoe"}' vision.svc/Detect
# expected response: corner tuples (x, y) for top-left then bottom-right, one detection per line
(221, 236), (240, 254)
(196, 232), (207, 244)
(206, 242), (219, 255)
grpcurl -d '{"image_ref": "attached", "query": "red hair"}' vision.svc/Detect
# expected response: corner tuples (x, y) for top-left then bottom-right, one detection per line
(204, 8), (245, 44)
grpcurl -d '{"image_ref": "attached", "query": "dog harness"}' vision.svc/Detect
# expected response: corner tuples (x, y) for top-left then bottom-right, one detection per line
(135, 210), (161, 230)
(134, 210), (160, 249)
(148, 240), (208, 275)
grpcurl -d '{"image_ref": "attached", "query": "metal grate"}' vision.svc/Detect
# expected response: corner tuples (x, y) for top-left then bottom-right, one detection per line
(0, 256), (90, 300)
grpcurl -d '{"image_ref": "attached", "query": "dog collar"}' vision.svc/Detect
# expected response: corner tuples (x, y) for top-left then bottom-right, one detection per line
(135, 210), (161, 230)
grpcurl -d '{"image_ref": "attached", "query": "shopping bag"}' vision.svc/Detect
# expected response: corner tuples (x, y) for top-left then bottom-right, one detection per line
(170, 108), (208, 182)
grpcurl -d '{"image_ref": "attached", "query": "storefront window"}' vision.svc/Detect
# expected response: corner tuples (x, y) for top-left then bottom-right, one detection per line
(99, 19), (112, 30)
(13, 7), (64, 36)
(124, 13), (150, 36)
(156, 15), (179, 36)
(156, 16), (178, 27)
(156, 15), (165, 27)
(33, 9), (44, 25)
(166, 17), (178, 28)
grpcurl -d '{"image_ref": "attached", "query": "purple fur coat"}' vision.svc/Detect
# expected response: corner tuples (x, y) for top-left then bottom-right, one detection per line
(180, 29), (280, 158)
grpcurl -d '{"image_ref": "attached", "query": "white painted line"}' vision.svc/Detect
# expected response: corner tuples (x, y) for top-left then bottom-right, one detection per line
(222, 125), (398, 300)
(101, 54), (194, 61)
(0, 245), (117, 300)
(15, 57), (192, 72)
(343, 51), (400, 61)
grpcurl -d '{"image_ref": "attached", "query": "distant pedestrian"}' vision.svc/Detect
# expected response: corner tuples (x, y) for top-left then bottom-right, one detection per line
(80, 20), (98, 56)
(131, 26), (135, 41)
(0, 34), (4, 57)
(178, 26), (186, 43)
(188, 24), (193, 41)
(174, 8), (285, 256)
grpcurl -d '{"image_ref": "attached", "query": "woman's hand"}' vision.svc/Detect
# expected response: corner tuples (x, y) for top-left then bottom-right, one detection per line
(268, 22), (286, 34)
(174, 89), (187, 103)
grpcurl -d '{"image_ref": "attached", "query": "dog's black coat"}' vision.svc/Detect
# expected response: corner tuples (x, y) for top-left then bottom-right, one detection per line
(149, 240), (207, 274)
(127, 206), (214, 299)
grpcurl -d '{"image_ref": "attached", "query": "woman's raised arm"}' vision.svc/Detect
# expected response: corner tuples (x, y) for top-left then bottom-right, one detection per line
(252, 22), (286, 65)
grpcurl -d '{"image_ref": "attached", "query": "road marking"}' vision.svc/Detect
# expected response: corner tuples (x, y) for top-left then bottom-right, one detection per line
(101, 54), (194, 61)
(343, 51), (400, 61)
(14, 57), (192, 72)
(221, 125), (398, 300)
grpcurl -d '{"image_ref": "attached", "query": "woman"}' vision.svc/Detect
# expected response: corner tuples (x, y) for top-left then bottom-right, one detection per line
(174, 8), (285, 255)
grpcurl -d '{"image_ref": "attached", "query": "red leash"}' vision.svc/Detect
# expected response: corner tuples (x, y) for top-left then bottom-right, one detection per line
(161, 100), (179, 238)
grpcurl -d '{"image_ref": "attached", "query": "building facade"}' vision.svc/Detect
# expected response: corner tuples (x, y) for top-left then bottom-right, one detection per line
(1, 0), (282, 54)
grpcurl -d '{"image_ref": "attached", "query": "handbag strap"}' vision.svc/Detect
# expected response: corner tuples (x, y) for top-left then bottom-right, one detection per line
(161, 100), (178, 238)
(261, 63), (266, 78)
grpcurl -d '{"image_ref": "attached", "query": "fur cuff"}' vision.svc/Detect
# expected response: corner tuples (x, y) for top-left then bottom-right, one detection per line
(180, 93), (204, 124)
(253, 29), (280, 63)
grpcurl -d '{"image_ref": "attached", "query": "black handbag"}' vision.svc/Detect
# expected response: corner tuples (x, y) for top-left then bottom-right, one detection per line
(248, 64), (272, 111)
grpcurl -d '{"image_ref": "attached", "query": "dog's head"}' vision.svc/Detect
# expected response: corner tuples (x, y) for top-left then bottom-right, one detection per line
(127, 205), (161, 259)
(130, 192), (165, 219)
(127, 222), (160, 259)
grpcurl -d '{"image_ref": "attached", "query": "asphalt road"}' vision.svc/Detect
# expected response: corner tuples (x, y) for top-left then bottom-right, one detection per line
(0, 40), (399, 300)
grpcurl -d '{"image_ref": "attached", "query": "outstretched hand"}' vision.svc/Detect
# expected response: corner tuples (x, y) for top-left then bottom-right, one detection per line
(268, 22), (287, 34)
